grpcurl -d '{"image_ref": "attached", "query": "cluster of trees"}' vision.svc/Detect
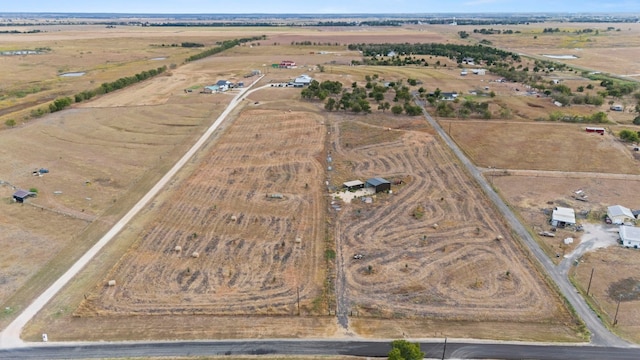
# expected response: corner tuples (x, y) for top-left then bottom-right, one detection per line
(473, 28), (518, 35)
(185, 36), (265, 62)
(301, 76), (422, 116)
(543, 28), (561, 33)
(290, 41), (342, 46)
(619, 129), (639, 143)
(348, 43), (519, 66)
(548, 111), (608, 123)
(591, 77), (638, 98)
(458, 31), (470, 39)
(48, 97), (73, 113)
(180, 42), (204, 48)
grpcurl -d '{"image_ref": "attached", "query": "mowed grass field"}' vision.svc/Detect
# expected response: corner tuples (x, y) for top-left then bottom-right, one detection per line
(3, 22), (640, 343)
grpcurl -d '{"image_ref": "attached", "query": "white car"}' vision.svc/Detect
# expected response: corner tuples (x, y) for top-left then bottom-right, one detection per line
(42, 333), (48, 342)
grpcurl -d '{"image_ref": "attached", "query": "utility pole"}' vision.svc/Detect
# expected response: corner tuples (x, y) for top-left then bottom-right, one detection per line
(586, 268), (594, 296)
(297, 286), (300, 316)
(613, 295), (622, 326)
(441, 337), (447, 360)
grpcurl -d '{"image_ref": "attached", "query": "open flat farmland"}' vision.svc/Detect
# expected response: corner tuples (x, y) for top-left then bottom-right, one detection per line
(328, 115), (578, 339)
(0, 59), (231, 328)
(449, 121), (639, 173)
(74, 106), (327, 317)
(572, 248), (640, 344)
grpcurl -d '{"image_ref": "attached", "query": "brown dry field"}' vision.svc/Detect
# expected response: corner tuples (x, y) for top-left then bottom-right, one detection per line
(433, 22), (640, 77)
(327, 115), (578, 340)
(571, 248), (640, 344)
(449, 120), (640, 173)
(5, 23), (640, 343)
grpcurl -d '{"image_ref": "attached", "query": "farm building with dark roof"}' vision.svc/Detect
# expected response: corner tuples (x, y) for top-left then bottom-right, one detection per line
(366, 177), (391, 193)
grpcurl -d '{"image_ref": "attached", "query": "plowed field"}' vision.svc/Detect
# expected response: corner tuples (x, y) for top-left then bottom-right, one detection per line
(330, 117), (572, 325)
(77, 108), (327, 316)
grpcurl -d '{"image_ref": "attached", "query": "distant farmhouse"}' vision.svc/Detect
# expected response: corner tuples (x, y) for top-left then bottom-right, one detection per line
(293, 74), (313, 87)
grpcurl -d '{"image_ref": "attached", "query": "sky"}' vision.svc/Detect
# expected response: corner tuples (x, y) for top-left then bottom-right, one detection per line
(2, 0), (640, 14)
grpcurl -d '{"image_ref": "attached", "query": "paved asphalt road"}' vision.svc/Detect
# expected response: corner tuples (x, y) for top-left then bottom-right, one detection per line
(1, 340), (640, 359)
(413, 96), (629, 348)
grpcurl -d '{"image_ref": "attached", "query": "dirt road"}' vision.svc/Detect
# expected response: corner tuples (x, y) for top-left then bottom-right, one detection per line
(414, 95), (630, 347)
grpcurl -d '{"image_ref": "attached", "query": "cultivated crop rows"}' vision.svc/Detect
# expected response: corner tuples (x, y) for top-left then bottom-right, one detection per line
(80, 109), (326, 316)
(334, 125), (569, 323)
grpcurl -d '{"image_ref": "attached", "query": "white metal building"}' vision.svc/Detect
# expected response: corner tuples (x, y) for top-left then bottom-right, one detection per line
(608, 205), (635, 225)
(551, 207), (576, 227)
(619, 225), (640, 248)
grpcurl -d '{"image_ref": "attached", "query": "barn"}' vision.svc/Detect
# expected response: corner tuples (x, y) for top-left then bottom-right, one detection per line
(13, 189), (36, 203)
(366, 177), (391, 193)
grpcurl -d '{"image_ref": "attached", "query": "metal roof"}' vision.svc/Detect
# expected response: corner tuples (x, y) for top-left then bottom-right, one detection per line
(366, 177), (390, 187)
(619, 225), (640, 242)
(343, 180), (364, 188)
(552, 207), (576, 224)
(608, 205), (634, 219)
(13, 189), (35, 198)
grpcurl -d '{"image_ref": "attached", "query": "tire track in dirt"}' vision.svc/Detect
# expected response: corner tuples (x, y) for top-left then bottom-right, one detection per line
(77, 109), (327, 317)
(332, 124), (569, 325)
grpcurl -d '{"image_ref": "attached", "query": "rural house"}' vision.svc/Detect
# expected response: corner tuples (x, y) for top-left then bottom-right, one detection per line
(366, 177), (391, 193)
(619, 225), (640, 248)
(13, 189), (36, 203)
(343, 180), (365, 191)
(607, 205), (635, 225)
(551, 207), (576, 227)
(216, 80), (231, 91)
(293, 74), (313, 86)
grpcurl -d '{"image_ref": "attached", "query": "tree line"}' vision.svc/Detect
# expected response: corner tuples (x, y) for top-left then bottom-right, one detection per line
(348, 43), (520, 66)
(35, 65), (169, 117)
(185, 36), (265, 62)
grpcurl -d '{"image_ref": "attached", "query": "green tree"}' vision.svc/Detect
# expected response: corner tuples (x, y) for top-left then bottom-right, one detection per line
(391, 105), (403, 115)
(388, 340), (424, 360)
(620, 129), (639, 143)
(325, 98), (337, 112)
(5, 119), (16, 127)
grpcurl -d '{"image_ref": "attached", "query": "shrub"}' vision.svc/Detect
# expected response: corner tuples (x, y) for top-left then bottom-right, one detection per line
(620, 129), (639, 143)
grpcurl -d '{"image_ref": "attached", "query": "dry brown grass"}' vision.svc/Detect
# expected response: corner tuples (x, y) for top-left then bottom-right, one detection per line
(6, 23), (631, 343)
(572, 248), (640, 343)
(449, 121), (639, 173)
